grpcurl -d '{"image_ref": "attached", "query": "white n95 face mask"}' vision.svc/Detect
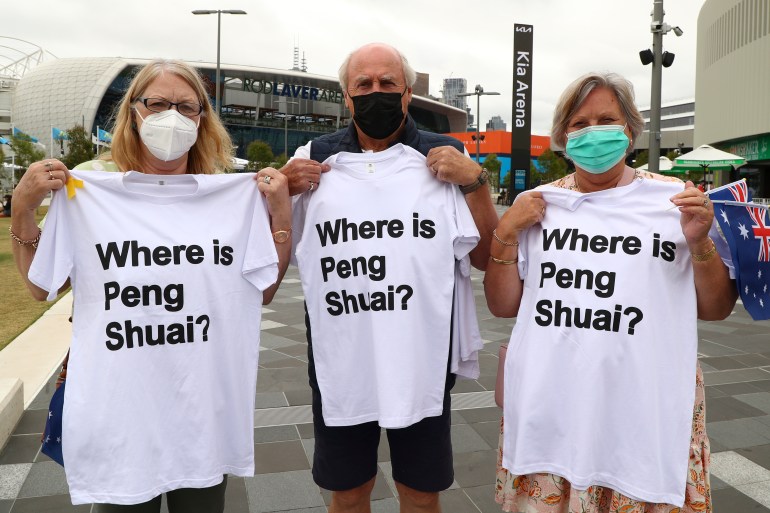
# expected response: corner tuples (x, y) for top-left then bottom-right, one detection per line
(136, 109), (199, 162)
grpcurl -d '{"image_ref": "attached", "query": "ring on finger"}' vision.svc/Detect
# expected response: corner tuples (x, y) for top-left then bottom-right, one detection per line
(308, 181), (315, 192)
(263, 175), (271, 185)
(48, 169), (54, 180)
(703, 198), (709, 207)
(45, 161), (53, 170)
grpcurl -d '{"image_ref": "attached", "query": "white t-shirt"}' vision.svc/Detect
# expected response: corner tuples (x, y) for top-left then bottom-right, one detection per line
(29, 170), (278, 505)
(293, 144), (479, 428)
(502, 178), (697, 506)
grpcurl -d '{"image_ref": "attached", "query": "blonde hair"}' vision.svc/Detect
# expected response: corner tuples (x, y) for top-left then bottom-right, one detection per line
(550, 72), (644, 153)
(107, 59), (233, 174)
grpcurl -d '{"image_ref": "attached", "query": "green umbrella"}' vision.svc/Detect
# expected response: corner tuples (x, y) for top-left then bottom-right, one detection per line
(635, 156), (684, 173)
(672, 144), (747, 172)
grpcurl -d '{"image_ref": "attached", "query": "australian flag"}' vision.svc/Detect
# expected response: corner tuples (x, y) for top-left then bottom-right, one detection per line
(41, 380), (65, 466)
(709, 180), (770, 320)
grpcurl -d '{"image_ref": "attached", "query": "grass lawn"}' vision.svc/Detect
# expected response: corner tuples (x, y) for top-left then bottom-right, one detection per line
(0, 208), (67, 351)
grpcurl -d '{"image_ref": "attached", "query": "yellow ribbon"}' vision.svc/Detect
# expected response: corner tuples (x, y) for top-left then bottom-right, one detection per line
(66, 177), (84, 199)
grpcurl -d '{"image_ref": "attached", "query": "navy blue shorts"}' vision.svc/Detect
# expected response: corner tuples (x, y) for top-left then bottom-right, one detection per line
(306, 309), (456, 492)
(310, 379), (454, 492)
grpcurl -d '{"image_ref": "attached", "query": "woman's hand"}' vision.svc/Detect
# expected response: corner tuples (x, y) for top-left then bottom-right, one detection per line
(670, 181), (713, 254)
(254, 168), (291, 305)
(11, 159), (71, 300)
(13, 159), (71, 216)
(496, 191), (547, 242)
(255, 167), (290, 222)
(484, 192), (546, 318)
(671, 181), (738, 320)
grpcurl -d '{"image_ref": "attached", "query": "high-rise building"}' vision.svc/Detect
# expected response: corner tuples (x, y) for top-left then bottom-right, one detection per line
(442, 78), (467, 109)
(486, 115), (507, 131)
(442, 78), (474, 130)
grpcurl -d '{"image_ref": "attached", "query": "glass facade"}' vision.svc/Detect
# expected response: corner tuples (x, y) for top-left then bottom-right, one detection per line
(93, 65), (456, 160)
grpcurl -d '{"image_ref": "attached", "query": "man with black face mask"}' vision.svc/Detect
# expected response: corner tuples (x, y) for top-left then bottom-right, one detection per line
(277, 43), (497, 513)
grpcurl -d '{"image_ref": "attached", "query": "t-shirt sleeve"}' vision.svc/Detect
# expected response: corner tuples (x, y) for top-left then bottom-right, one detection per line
(28, 190), (74, 301)
(451, 185), (481, 260)
(242, 192), (279, 291)
(290, 142), (312, 160)
(289, 193), (311, 267)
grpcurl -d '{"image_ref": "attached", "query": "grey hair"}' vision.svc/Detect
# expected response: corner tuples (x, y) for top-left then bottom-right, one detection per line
(550, 72), (644, 153)
(337, 43), (417, 92)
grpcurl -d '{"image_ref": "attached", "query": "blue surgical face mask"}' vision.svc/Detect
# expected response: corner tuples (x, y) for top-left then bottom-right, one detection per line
(565, 124), (630, 174)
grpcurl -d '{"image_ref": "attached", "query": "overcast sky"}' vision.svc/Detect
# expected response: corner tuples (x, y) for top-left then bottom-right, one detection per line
(4, 0), (705, 135)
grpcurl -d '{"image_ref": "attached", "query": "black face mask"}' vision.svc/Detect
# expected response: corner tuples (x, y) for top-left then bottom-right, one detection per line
(351, 90), (406, 140)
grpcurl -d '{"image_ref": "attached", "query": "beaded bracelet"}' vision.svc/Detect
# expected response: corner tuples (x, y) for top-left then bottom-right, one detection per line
(492, 229), (519, 247)
(9, 226), (41, 249)
(691, 239), (717, 262)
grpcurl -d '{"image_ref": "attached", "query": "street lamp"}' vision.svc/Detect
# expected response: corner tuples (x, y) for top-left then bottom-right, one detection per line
(457, 84), (500, 165)
(639, 0), (682, 173)
(273, 99), (299, 157)
(191, 9), (247, 118)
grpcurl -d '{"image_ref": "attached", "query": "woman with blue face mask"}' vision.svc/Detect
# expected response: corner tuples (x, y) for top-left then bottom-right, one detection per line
(485, 72), (738, 513)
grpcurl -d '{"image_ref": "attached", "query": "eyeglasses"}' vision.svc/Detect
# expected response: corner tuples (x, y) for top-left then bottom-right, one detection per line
(134, 97), (203, 117)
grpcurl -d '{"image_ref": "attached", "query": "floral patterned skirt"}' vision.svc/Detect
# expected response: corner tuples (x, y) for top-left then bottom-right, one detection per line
(495, 364), (711, 513)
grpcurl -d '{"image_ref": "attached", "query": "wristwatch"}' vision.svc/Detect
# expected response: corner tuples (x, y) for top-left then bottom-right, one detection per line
(272, 229), (292, 243)
(459, 169), (489, 195)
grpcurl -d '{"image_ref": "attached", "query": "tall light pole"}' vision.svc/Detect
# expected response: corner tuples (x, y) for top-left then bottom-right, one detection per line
(191, 9), (247, 118)
(639, 0), (682, 173)
(273, 99), (299, 157)
(458, 84), (500, 165)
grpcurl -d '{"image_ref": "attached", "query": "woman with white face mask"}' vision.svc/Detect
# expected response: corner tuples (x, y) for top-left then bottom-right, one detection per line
(10, 60), (291, 513)
(486, 72), (737, 513)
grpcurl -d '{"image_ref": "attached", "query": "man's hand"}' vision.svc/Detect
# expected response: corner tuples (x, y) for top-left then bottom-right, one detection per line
(279, 158), (330, 196)
(426, 146), (483, 186)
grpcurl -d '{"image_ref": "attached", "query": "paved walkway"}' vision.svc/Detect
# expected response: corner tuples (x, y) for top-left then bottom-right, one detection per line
(2, 204), (770, 512)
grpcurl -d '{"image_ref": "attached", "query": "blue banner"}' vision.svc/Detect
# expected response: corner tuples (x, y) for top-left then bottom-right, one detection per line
(52, 127), (69, 141)
(12, 126), (39, 143)
(97, 128), (112, 143)
(0, 136), (8, 145)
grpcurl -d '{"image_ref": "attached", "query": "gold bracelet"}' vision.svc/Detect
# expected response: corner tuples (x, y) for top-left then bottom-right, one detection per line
(691, 239), (717, 262)
(9, 226), (41, 249)
(490, 256), (518, 265)
(492, 229), (519, 247)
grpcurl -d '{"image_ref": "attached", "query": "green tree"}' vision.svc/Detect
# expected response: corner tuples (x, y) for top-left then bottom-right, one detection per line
(634, 150), (649, 169)
(502, 169), (512, 189)
(273, 153), (289, 168)
(527, 160), (540, 188)
(481, 154), (502, 191)
(536, 149), (569, 185)
(61, 124), (95, 169)
(246, 140), (274, 171)
(9, 134), (45, 172)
